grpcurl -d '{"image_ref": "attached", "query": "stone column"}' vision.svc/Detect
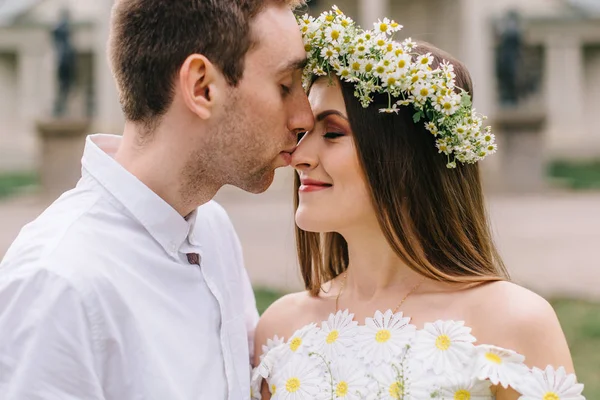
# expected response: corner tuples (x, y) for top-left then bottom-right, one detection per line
(358, 0), (389, 29)
(94, 0), (124, 134)
(544, 36), (585, 156)
(36, 119), (90, 200)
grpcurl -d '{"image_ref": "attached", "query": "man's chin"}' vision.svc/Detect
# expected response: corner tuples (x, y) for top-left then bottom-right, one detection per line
(237, 170), (276, 194)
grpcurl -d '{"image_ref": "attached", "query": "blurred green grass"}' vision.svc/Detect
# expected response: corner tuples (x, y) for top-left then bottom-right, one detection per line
(254, 288), (600, 398)
(548, 160), (600, 190)
(0, 171), (38, 199)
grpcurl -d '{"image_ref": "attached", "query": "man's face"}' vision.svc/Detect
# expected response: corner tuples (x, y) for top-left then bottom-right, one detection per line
(209, 4), (315, 193)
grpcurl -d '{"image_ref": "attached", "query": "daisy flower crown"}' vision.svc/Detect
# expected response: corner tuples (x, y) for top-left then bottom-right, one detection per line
(298, 6), (497, 168)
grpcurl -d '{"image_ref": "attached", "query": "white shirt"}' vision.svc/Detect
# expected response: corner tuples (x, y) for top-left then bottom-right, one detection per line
(0, 134), (259, 399)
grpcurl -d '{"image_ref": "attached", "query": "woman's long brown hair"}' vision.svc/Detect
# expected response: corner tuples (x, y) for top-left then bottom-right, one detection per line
(295, 42), (508, 296)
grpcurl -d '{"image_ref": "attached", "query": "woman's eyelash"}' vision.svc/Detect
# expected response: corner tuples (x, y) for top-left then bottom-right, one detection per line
(324, 132), (344, 139)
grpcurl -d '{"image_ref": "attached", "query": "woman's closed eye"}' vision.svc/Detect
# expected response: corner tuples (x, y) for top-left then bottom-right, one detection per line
(324, 131), (345, 139)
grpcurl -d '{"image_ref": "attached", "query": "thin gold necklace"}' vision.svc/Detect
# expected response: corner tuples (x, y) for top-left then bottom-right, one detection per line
(335, 272), (424, 314)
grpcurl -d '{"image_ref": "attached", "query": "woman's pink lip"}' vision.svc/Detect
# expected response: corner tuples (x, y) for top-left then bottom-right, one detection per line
(299, 184), (332, 193)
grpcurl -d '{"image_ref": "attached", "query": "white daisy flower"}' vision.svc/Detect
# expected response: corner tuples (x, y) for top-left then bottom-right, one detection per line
(285, 323), (318, 356)
(373, 18), (402, 35)
(356, 310), (416, 365)
(320, 45), (339, 62)
(436, 138), (452, 155)
(261, 335), (285, 362)
(373, 363), (409, 400)
(437, 375), (492, 400)
(317, 310), (359, 359)
(435, 94), (461, 115)
(325, 24), (345, 43)
(330, 358), (370, 399)
(269, 356), (325, 400)
(411, 320), (476, 375)
(412, 82), (433, 104)
(416, 53), (434, 70)
(395, 53), (412, 74)
(402, 37), (418, 51)
(517, 366), (585, 400)
(425, 121), (439, 136)
(472, 345), (529, 389)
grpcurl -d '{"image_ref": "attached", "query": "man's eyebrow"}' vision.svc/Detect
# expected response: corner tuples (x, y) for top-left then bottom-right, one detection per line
(278, 57), (308, 74)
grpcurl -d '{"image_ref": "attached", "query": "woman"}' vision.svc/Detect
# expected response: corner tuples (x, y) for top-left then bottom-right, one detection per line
(252, 7), (584, 400)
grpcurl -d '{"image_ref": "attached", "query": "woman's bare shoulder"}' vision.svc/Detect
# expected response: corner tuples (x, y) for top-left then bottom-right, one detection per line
(465, 280), (574, 371)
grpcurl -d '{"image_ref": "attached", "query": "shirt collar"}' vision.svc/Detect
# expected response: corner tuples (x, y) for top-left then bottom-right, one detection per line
(80, 134), (198, 258)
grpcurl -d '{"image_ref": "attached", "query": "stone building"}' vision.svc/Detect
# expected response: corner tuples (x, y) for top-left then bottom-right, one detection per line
(0, 0), (599, 180)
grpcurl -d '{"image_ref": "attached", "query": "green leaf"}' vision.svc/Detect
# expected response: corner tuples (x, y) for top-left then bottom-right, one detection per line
(461, 92), (472, 107)
(413, 111), (423, 123)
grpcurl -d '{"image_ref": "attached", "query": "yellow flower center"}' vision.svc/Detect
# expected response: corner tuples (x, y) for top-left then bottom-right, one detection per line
(435, 335), (451, 350)
(326, 50), (334, 57)
(443, 102), (453, 110)
(387, 77), (397, 86)
(286, 377), (301, 393)
(301, 26), (309, 33)
(454, 389), (471, 400)
(336, 381), (349, 396)
(386, 44), (394, 53)
(395, 49), (404, 56)
(543, 393), (560, 400)
(376, 66), (385, 74)
(391, 22), (400, 28)
(365, 64), (374, 72)
(411, 75), (420, 84)
(341, 69), (350, 77)
(420, 88), (429, 97)
(304, 44), (312, 52)
(421, 57), (430, 65)
(485, 135), (493, 142)
(377, 39), (386, 47)
(389, 381), (404, 399)
(331, 30), (340, 40)
(380, 23), (389, 32)
(271, 384), (277, 395)
(357, 45), (366, 52)
(376, 329), (391, 343)
(487, 145), (495, 151)
(326, 15), (335, 22)
(352, 62), (361, 71)
(326, 330), (340, 344)
(341, 19), (349, 27)
(290, 337), (302, 352)
(485, 352), (502, 364)
(398, 60), (406, 68)
(456, 127), (465, 134)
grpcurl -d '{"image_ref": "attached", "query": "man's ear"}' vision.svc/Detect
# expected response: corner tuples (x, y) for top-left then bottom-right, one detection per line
(179, 54), (223, 120)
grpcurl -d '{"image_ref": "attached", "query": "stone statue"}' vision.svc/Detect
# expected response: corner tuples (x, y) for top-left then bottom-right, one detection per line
(495, 10), (523, 107)
(52, 9), (77, 117)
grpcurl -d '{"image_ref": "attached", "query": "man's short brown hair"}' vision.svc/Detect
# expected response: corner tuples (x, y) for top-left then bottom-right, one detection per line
(109, 0), (306, 126)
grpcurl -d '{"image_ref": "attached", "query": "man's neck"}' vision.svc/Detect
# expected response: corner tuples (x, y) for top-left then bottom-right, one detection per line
(114, 124), (218, 216)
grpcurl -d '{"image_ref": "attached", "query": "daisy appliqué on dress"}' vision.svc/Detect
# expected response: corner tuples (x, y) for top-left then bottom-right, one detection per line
(251, 310), (586, 400)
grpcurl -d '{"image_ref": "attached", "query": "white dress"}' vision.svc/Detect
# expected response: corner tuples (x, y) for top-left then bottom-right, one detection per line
(251, 310), (585, 400)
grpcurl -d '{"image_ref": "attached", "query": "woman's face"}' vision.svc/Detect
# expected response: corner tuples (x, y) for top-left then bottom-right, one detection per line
(292, 77), (375, 233)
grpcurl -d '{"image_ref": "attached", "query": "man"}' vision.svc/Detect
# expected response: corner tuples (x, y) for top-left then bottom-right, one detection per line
(0, 0), (313, 398)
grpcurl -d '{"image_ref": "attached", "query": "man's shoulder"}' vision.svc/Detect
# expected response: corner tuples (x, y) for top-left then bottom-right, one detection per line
(1, 191), (131, 284)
